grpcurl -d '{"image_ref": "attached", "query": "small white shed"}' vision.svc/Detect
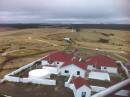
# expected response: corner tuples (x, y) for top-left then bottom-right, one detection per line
(88, 71), (110, 81)
(86, 54), (118, 74)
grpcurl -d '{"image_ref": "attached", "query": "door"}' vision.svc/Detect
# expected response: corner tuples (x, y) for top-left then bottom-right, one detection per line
(82, 92), (86, 97)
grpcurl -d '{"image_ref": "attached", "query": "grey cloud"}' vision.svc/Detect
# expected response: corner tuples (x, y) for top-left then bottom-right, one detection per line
(0, 0), (129, 24)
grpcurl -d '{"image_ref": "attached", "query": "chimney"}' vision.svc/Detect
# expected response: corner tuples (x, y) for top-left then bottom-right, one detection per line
(72, 57), (76, 61)
(79, 58), (82, 62)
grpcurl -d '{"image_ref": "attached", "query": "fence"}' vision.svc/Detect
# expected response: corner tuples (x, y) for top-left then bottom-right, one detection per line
(7, 58), (43, 76)
(4, 75), (56, 85)
(3, 55), (57, 85)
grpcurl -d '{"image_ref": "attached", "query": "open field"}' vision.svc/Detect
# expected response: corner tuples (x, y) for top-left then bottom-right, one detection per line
(0, 25), (130, 97)
(0, 27), (130, 77)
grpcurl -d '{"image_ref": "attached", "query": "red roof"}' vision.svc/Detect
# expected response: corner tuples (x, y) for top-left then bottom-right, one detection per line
(86, 54), (116, 67)
(43, 51), (73, 62)
(43, 51), (87, 70)
(61, 59), (87, 70)
(72, 77), (89, 89)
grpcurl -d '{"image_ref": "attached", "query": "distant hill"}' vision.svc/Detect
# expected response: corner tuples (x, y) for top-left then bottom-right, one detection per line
(0, 24), (130, 30)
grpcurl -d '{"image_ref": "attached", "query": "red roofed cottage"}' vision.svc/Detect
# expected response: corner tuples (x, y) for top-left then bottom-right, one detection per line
(86, 54), (118, 74)
(42, 51), (73, 67)
(72, 77), (91, 97)
(59, 59), (87, 77)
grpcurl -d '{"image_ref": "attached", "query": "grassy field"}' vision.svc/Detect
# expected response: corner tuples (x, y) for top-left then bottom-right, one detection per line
(0, 27), (130, 78)
(0, 27), (130, 97)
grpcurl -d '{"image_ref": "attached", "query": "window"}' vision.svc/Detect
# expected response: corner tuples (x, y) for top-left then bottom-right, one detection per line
(77, 71), (80, 75)
(82, 92), (86, 97)
(92, 65), (95, 68)
(97, 66), (101, 69)
(65, 70), (69, 73)
(104, 67), (107, 69)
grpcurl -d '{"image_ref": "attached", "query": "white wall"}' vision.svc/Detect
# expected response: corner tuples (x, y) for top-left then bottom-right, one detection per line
(41, 60), (49, 65)
(90, 86), (106, 93)
(101, 66), (118, 74)
(75, 85), (91, 97)
(52, 61), (64, 67)
(91, 78), (130, 97)
(42, 60), (64, 68)
(115, 90), (129, 96)
(87, 65), (96, 71)
(87, 65), (118, 74)
(65, 82), (75, 90)
(4, 75), (56, 85)
(42, 66), (59, 74)
(88, 71), (110, 81)
(60, 64), (86, 78)
(22, 78), (56, 85)
(5, 57), (46, 77)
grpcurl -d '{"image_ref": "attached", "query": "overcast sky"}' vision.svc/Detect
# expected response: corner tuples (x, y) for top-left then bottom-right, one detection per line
(0, 0), (130, 24)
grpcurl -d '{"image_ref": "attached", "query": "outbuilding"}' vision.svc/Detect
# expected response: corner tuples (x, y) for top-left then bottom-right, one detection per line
(86, 54), (118, 74)
(88, 71), (110, 81)
(72, 77), (91, 97)
(42, 51), (73, 67)
(29, 69), (51, 79)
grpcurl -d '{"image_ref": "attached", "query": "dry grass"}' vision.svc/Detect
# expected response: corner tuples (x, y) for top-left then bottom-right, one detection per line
(0, 28), (129, 52)
(0, 56), (6, 64)
(0, 27), (130, 78)
(0, 27), (129, 97)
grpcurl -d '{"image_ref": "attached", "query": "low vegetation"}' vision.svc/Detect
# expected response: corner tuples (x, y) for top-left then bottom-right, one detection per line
(0, 26), (129, 97)
(0, 27), (129, 78)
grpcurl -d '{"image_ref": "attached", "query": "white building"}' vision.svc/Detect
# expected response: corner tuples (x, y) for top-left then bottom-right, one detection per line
(86, 54), (118, 74)
(41, 51), (73, 68)
(60, 61), (87, 78)
(29, 69), (51, 79)
(41, 51), (88, 77)
(67, 77), (91, 97)
(88, 71), (110, 81)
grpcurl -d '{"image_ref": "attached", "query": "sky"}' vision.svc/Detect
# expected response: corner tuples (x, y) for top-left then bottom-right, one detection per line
(0, 0), (130, 24)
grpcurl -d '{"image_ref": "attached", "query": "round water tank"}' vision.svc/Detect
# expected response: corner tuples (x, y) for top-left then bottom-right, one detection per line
(29, 69), (50, 79)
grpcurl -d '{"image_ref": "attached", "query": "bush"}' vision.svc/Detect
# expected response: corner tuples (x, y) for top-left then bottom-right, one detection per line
(99, 37), (109, 43)
(19, 47), (26, 49)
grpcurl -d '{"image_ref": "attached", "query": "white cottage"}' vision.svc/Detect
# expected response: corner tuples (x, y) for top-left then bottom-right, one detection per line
(60, 60), (87, 78)
(41, 51), (73, 66)
(71, 77), (91, 97)
(86, 54), (118, 74)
